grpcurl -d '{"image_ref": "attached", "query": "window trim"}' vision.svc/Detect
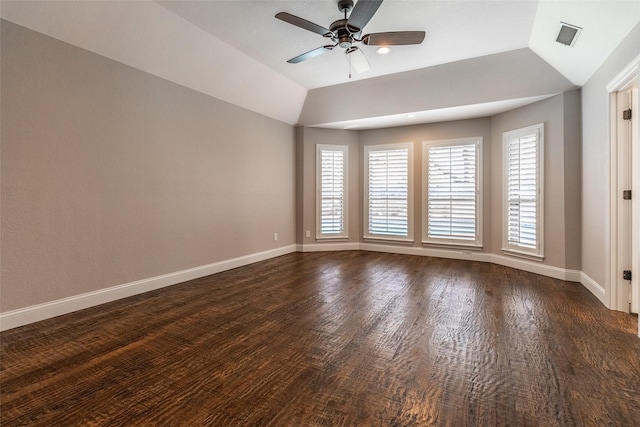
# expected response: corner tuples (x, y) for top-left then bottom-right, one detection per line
(316, 144), (348, 240)
(422, 137), (483, 249)
(363, 142), (414, 243)
(502, 123), (545, 261)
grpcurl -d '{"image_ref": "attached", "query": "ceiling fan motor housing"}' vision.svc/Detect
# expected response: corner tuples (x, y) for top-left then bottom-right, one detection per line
(337, 0), (354, 14)
(339, 35), (352, 49)
(330, 19), (361, 49)
(276, 0), (426, 67)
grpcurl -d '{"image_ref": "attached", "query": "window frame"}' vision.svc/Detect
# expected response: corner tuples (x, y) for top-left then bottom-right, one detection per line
(502, 123), (545, 260)
(316, 144), (348, 240)
(363, 142), (414, 243)
(422, 137), (483, 249)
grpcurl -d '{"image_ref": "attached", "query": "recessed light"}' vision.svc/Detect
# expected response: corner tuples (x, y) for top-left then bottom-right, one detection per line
(376, 47), (391, 55)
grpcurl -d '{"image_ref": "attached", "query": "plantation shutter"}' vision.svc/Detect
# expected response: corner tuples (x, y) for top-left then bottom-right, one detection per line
(427, 143), (477, 241)
(367, 148), (409, 237)
(319, 148), (346, 235)
(506, 133), (538, 248)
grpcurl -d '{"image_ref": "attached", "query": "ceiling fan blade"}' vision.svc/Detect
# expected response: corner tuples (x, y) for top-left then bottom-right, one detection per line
(347, 48), (370, 73)
(347, 0), (383, 32)
(287, 45), (334, 64)
(363, 31), (426, 46)
(275, 12), (333, 37)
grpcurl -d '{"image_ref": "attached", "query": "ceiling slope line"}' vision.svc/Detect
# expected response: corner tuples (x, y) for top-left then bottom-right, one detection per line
(298, 48), (577, 128)
(0, 0), (307, 125)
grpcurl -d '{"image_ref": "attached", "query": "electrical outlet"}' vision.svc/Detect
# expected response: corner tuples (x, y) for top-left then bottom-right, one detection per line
(305, 230), (311, 238)
(273, 232), (278, 241)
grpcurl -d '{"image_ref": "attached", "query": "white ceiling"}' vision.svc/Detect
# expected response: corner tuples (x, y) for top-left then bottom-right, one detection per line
(1, 1), (639, 128)
(314, 95), (557, 130)
(157, 0), (539, 90)
(156, 0), (639, 89)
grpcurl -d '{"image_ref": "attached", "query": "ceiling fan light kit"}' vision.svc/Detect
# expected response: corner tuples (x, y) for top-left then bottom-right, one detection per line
(275, 0), (425, 76)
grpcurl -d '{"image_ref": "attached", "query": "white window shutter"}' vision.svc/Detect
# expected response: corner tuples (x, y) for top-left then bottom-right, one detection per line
(507, 134), (537, 248)
(423, 137), (482, 247)
(317, 145), (348, 239)
(365, 144), (413, 241)
(426, 141), (479, 244)
(502, 123), (544, 260)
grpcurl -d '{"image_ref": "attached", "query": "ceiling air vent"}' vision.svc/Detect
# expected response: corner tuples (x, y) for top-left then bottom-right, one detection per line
(555, 22), (582, 47)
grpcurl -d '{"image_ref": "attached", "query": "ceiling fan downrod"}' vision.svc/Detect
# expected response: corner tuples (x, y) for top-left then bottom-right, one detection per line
(337, 0), (354, 15)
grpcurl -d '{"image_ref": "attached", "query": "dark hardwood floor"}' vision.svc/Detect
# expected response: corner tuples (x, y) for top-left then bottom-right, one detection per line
(1, 251), (639, 426)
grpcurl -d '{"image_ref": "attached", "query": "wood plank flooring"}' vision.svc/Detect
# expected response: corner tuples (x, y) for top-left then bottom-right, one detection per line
(1, 251), (639, 426)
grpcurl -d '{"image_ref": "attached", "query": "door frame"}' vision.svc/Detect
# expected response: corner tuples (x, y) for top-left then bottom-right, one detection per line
(607, 54), (640, 326)
(633, 87), (639, 315)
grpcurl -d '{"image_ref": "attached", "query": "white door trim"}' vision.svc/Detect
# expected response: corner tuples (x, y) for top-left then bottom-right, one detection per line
(607, 54), (640, 335)
(631, 87), (639, 314)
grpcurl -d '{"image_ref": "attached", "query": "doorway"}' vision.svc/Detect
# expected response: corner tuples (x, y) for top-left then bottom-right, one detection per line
(608, 55), (639, 337)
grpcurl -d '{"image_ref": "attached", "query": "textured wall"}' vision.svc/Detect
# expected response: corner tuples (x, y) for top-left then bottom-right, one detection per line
(299, 49), (576, 126)
(563, 90), (583, 271)
(298, 127), (361, 245)
(300, 119), (493, 249)
(300, 94), (583, 273)
(358, 119), (493, 248)
(491, 92), (582, 270)
(1, 21), (296, 312)
(581, 22), (640, 291)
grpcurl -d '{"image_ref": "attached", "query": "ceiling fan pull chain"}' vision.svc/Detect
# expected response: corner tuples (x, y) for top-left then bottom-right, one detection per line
(348, 52), (352, 78)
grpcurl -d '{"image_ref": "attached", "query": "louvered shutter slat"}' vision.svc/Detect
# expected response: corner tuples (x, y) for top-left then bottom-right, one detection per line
(367, 148), (410, 237)
(426, 142), (478, 242)
(505, 130), (540, 250)
(318, 148), (346, 236)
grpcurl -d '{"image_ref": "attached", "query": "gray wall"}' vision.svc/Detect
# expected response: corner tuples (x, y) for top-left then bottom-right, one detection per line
(299, 49), (576, 127)
(300, 92), (582, 271)
(563, 90), (583, 271)
(3, 15), (620, 315)
(1, 21), (296, 312)
(297, 127), (361, 245)
(581, 22), (640, 288)
(491, 91), (582, 270)
(358, 119), (493, 249)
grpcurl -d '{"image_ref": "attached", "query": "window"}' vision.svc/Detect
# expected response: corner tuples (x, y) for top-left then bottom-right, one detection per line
(502, 123), (544, 260)
(364, 143), (413, 242)
(423, 137), (482, 247)
(316, 145), (348, 239)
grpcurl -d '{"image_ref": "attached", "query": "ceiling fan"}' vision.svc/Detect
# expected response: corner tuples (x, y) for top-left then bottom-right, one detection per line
(275, 0), (425, 75)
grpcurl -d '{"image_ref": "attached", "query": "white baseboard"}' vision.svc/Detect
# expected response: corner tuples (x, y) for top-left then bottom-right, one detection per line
(1, 242), (607, 331)
(360, 242), (492, 262)
(579, 271), (607, 306)
(300, 242), (360, 252)
(304, 242), (582, 281)
(489, 254), (582, 282)
(303, 242), (601, 298)
(0, 245), (297, 332)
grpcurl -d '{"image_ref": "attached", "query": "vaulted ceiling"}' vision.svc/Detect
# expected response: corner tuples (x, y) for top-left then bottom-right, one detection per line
(1, 1), (639, 129)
